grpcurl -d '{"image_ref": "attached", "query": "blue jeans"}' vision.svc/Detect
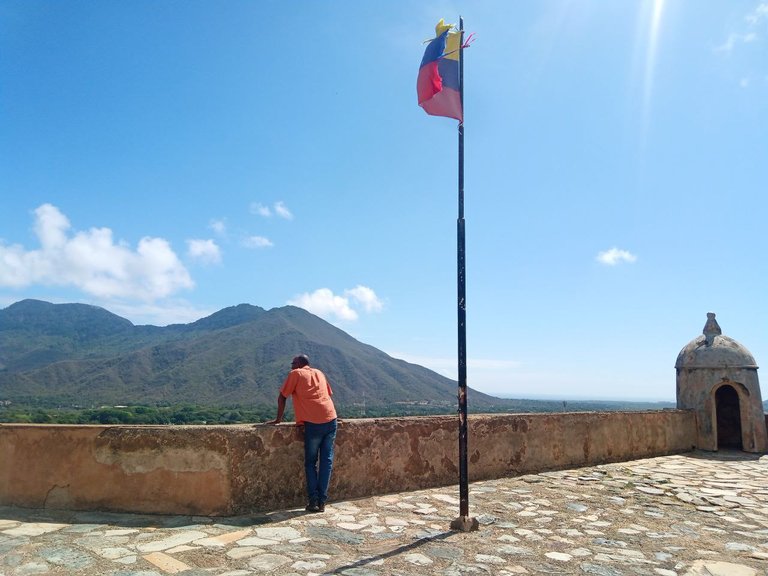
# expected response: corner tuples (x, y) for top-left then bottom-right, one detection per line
(303, 419), (337, 505)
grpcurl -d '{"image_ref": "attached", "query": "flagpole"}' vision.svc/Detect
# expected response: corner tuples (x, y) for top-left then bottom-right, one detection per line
(451, 15), (478, 533)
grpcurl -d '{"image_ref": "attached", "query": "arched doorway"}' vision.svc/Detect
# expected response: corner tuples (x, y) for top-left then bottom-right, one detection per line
(716, 385), (743, 449)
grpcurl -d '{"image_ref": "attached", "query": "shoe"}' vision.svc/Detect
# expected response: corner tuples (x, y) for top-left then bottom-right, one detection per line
(317, 503), (325, 512)
(305, 502), (320, 513)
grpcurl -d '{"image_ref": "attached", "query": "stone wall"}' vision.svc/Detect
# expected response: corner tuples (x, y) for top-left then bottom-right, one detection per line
(0, 410), (697, 516)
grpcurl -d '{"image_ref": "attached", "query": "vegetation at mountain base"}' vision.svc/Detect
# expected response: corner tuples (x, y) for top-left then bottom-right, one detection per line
(0, 396), (678, 425)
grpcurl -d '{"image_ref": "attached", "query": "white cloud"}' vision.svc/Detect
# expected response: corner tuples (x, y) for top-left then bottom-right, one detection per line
(0, 204), (193, 301)
(596, 247), (637, 266)
(250, 202), (272, 217)
(250, 201), (293, 220)
(274, 201), (293, 220)
(716, 3), (767, 52)
(289, 288), (358, 321)
(714, 35), (735, 54)
(186, 239), (222, 265)
(715, 33), (750, 53)
(345, 285), (384, 313)
(209, 218), (227, 236)
(242, 235), (274, 249)
(746, 2), (768, 26)
(287, 285), (383, 322)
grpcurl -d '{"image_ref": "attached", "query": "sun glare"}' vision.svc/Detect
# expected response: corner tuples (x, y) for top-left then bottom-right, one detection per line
(642, 0), (666, 136)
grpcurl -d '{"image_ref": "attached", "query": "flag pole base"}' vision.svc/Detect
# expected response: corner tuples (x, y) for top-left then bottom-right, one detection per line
(450, 515), (479, 532)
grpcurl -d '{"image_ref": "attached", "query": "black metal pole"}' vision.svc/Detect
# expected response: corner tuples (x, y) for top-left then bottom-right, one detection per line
(451, 16), (477, 532)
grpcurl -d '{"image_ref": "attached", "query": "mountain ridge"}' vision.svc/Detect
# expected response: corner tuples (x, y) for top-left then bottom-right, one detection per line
(0, 299), (505, 409)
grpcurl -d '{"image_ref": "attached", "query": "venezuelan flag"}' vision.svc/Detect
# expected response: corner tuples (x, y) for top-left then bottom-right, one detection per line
(417, 19), (462, 122)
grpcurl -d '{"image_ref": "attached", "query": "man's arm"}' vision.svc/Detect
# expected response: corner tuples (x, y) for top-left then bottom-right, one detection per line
(266, 393), (287, 425)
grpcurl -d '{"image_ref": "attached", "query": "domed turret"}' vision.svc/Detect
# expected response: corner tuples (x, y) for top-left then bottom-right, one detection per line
(675, 313), (757, 370)
(676, 313), (766, 453)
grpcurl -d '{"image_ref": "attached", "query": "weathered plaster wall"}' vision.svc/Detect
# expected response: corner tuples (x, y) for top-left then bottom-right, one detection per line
(0, 410), (697, 516)
(0, 426), (233, 515)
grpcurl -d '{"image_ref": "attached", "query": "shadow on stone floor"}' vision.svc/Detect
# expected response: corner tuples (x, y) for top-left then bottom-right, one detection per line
(0, 505), (279, 528)
(681, 448), (766, 462)
(325, 529), (454, 575)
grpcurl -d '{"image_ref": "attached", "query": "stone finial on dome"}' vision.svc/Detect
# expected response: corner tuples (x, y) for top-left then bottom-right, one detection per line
(703, 312), (721, 347)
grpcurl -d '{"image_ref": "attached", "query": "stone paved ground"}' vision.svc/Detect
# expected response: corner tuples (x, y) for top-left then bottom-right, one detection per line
(1, 450), (768, 575)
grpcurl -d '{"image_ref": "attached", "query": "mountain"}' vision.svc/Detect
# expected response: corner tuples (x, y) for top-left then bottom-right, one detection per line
(0, 299), (505, 409)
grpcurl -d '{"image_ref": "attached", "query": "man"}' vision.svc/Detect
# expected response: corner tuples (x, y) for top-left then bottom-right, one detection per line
(268, 354), (338, 513)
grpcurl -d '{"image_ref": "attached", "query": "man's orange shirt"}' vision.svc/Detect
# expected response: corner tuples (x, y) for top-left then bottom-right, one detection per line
(280, 366), (337, 425)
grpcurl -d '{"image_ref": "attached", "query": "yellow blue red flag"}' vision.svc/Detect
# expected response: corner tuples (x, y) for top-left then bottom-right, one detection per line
(417, 19), (462, 122)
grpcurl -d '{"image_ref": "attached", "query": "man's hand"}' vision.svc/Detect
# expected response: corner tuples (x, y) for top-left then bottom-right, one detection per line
(268, 394), (287, 426)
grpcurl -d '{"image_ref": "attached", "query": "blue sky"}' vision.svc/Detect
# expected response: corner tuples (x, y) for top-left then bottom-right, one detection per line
(1, 1), (766, 401)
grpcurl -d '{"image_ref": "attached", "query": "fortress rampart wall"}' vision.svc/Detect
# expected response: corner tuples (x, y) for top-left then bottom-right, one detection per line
(0, 410), (697, 516)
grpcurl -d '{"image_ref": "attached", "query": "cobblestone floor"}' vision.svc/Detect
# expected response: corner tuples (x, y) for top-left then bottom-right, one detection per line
(2, 450), (768, 575)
